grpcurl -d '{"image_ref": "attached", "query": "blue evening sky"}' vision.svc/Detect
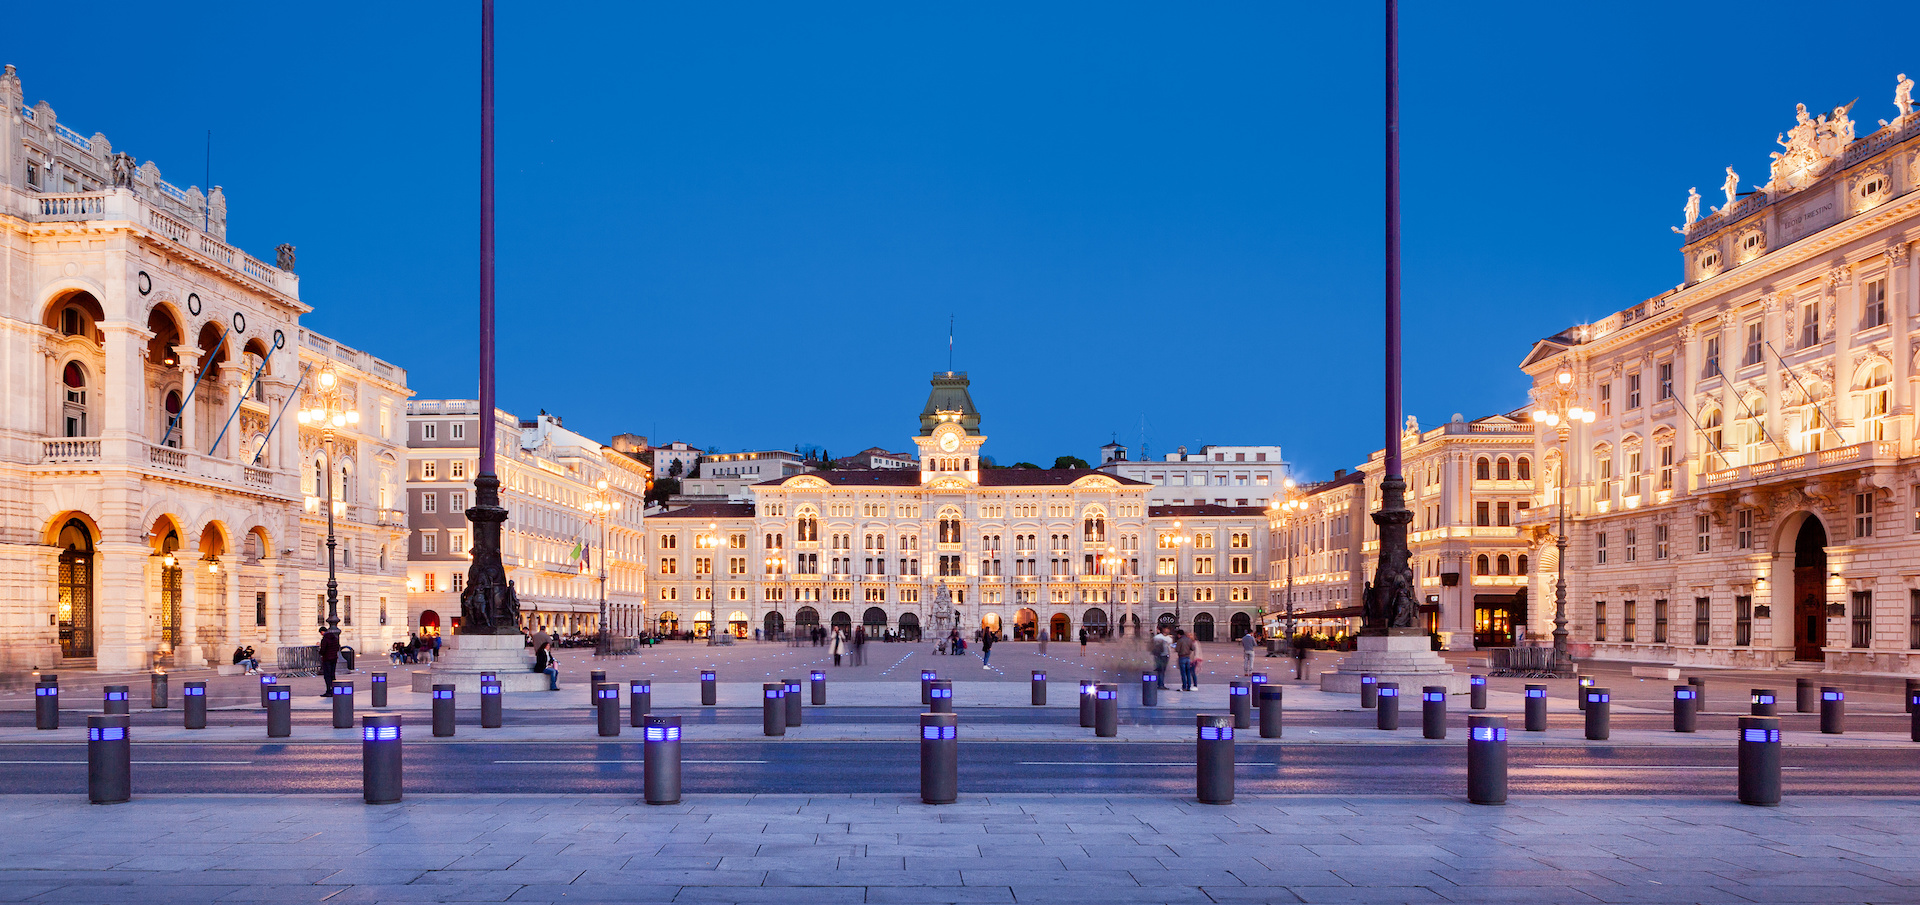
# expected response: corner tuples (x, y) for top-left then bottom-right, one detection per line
(8, 3), (1909, 479)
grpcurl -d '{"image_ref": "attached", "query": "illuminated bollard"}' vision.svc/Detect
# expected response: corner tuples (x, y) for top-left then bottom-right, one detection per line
(596, 683), (621, 737)
(183, 682), (207, 730)
(1673, 685), (1698, 733)
(1466, 715), (1508, 806)
(1469, 674), (1487, 710)
(266, 687), (292, 737)
(1795, 678), (1816, 714)
(1908, 679), (1920, 715)
(629, 679), (652, 727)
(259, 673), (277, 707)
(930, 679), (954, 714)
(1820, 687), (1844, 735)
(1750, 688), (1777, 717)
(762, 683), (786, 737)
(1140, 673), (1158, 707)
(150, 671), (169, 710)
(1689, 676), (1707, 710)
(34, 683), (57, 730)
(920, 712), (958, 805)
(1376, 682), (1400, 730)
(922, 670), (938, 705)
(1584, 687), (1611, 740)
(811, 671), (827, 705)
(1226, 680), (1250, 729)
(1258, 685), (1284, 739)
(589, 670), (606, 707)
(1079, 679), (1095, 728)
(1031, 671), (1046, 706)
(361, 714), (403, 805)
(784, 678), (802, 727)
(700, 669), (717, 706)
(1576, 675), (1594, 711)
(1738, 715), (1781, 806)
(87, 714), (130, 805)
(1524, 684), (1547, 732)
(102, 685), (129, 716)
(1422, 686), (1447, 740)
(1249, 672), (1268, 699)
(1910, 691), (1920, 742)
(432, 685), (456, 737)
(1195, 714), (1234, 805)
(480, 679), (503, 728)
(1094, 683), (1118, 737)
(1360, 674), (1378, 709)
(331, 682), (354, 729)
(371, 672), (388, 709)
(643, 715), (682, 805)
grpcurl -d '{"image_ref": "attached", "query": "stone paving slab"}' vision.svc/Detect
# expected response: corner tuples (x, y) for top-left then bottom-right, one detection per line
(3, 793), (1920, 904)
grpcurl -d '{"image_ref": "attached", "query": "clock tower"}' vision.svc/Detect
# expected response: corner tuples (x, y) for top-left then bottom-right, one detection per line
(914, 371), (985, 486)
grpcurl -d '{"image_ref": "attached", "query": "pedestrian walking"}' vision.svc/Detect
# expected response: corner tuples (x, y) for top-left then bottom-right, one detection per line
(318, 628), (341, 696)
(1151, 629), (1172, 689)
(831, 630), (844, 666)
(1241, 631), (1257, 674)
(1038, 627), (1049, 656)
(1078, 627), (1088, 657)
(853, 626), (866, 666)
(981, 629), (995, 668)
(1174, 629), (1196, 692)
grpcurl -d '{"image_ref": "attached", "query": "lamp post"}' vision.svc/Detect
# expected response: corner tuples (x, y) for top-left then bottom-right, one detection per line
(296, 365), (359, 635)
(698, 523), (723, 641)
(1269, 479), (1306, 673)
(764, 553), (787, 642)
(1531, 366), (1595, 671)
(586, 478), (620, 656)
(1100, 547), (1125, 639)
(1166, 521), (1190, 633)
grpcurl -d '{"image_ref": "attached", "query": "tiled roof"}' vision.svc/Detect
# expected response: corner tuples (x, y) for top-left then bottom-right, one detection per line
(1148, 504), (1271, 518)
(650, 502), (756, 520)
(754, 468), (1150, 488)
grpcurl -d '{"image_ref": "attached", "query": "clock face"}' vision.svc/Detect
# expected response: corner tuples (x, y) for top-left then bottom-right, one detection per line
(939, 432), (960, 452)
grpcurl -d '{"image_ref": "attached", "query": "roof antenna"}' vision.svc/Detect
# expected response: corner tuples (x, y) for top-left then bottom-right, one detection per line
(947, 315), (954, 372)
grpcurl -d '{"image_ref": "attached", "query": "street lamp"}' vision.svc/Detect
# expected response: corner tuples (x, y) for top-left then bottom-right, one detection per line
(1165, 521), (1190, 633)
(585, 478), (621, 656)
(296, 365), (359, 635)
(1268, 479), (1306, 678)
(764, 552), (787, 642)
(1100, 547), (1125, 638)
(697, 522), (723, 641)
(1532, 366), (1596, 671)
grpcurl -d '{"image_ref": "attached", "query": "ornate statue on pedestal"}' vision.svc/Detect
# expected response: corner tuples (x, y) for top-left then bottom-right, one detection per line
(110, 153), (134, 188)
(1721, 167), (1740, 210)
(1364, 476), (1420, 634)
(458, 474), (523, 634)
(1683, 187), (1701, 226)
(1898, 73), (1914, 118)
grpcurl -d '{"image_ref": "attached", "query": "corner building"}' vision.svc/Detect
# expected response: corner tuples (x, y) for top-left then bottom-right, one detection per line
(645, 372), (1270, 643)
(1522, 82), (1920, 673)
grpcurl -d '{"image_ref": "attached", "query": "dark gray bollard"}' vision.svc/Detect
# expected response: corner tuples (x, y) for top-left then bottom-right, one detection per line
(35, 683), (57, 730)
(362, 714), (402, 805)
(700, 669), (717, 706)
(1524, 684), (1547, 732)
(811, 670), (827, 705)
(1469, 674), (1487, 710)
(150, 671), (168, 710)
(40, 673), (57, 687)
(589, 670), (606, 707)
(481, 679), (503, 728)
(1689, 676), (1707, 710)
(1738, 715), (1781, 806)
(1584, 687), (1610, 740)
(1079, 679), (1095, 728)
(596, 683), (622, 737)
(259, 673), (277, 707)
(1141, 673), (1158, 707)
(1258, 685), (1284, 739)
(930, 679), (953, 714)
(266, 687), (292, 737)
(1229, 681), (1251, 730)
(1422, 686), (1447, 740)
(920, 712), (958, 805)
(371, 672), (388, 709)
(103, 685), (129, 715)
(1576, 675), (1594, 711)
(1031, 671), (1046, 706)
(1196, 714), (1234, 805)
(87, 714), (130, 805)
(1376, 683), (1400, 730)
(922, 670), (938, 705)
(784, 678), (802, 727)
(1673, 684), (1698, 733)
(1820, 687), (1844, 735)
(1750, 688), (1777, 716)
(332, 682), (354, 729)
(1910, 691), (1920, 741)
(1249, 672), (1268, 700)
(643, 715), (682, 805)
(629, 679), (652, 727)
(1094, 683), (1118, 737)
(1467, 715), (1508, 806)
(183, 681), (207, 730)
(1908, 679), (1920, 715)
(1795, 678), (1816, 713)
(1360, 674), (1378, 709)
(432, 684), (456, 737)
(762, 683), (786, 737)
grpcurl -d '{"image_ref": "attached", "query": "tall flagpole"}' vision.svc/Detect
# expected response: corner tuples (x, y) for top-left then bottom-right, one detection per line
(1366, 0), (1417, 635)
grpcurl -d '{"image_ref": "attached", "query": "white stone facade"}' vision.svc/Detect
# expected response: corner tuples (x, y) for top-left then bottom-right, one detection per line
(1098, 443), (1288, 506)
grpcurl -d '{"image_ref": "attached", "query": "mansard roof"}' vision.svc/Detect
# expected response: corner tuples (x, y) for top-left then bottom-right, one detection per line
(757, 467), (1151, 490)
(1148, 504), (1270, 518)
(649, 502), (756, 520)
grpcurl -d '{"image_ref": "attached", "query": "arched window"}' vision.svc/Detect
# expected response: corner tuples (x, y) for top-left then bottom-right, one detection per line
(162, 391), (184, 447)
(1516, 457), (1531, 481)
(1475, 554), (1490, 576)
(61, 362), (89, 437)
(1702, 408), (1724, 453)
(1082, 513), (1106, 544)
(1496, 554), (1510, 575)
(57, 518), (95, 658)
(1517, 554), (1530, 574)
(1475, 457), (1491, 480)
(938, 508), (962, 544)
(1858, 363), (1893, 441)
(1495, 458), (1511, 480)
(796, 508), (819, 542)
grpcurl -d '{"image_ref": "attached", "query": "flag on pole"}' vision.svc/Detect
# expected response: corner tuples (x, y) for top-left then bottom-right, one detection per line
(569, 541), (586, 570)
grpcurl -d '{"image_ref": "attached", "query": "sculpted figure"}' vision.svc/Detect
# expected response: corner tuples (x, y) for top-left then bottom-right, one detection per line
(1683, 187), (1701, 226)
(1897, 73), (1914, 118)
(1722, 167), (1740, 209)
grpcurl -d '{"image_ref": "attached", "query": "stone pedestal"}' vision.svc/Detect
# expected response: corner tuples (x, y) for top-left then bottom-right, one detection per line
(412, 633), (550, 694)
(1319, 631), (1468, 695)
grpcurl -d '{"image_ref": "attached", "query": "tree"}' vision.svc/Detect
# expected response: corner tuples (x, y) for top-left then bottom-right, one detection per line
(667, 459), (683, 478)
(645, 477), (681, 507)
(1010, 461), (1041, 470)
(1052, 455), (1090, 470)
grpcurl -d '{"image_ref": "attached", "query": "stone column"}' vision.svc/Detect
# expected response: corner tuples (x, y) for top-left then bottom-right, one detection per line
(94, 542), (149, 673)
(1677, 322), (1698, 486)
(170, 345), (199, 452)
(1762, 295), (1785, 453)
(224, 564), (242, 662)
(1890, 244), (1913, 439)
(1830, 265), (1856, 443)
(177, 552), (203, 666)
(101, 323), (147, 443)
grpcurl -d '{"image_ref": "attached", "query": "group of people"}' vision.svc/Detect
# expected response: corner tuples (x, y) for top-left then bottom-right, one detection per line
(825, 627), (868, 666)
(230, 646), (259, 674)
(390, 632), (440, 665)
(1149, 627), (1209, 692)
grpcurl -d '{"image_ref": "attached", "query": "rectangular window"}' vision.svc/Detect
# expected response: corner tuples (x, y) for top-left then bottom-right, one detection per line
(450, 573), (463, 593)
(1497, 502), (1510, 527)
(1864, 278), (1888, 329)
(1855, 492), (1875, 540)
(1193, 557), (1214, 576)
(1654, 599), (1668, 643)
(1694, 596), (1711, 645)
(1658, 444), (1674, 491)
(1594, 601), (1607, 642)
(694, 556), (711, 576)
(1156, 557), (1175, 576)
(1622, 600), (1637, 642)
(1735, 595), (1753, 646)
(1599, 383), (1612, 416)
(1655, 524), (1669, 560)
(1696, 514), (1710, 553)
(422, 423), (437, 441)
(1476, 502), (1490, 527)
(1736, 509), (1753, 549)
(1627, 451), (1642, 497)
(421, 493), (437, 514)
(1230, 556), (1251, 575)
(1703, 336), (1721, 378)
(1743, 322), (1764, 366)
(1624, 528), (1637, 563)
(1626, 374), (1642, 410)
(451, 460), (467, 480)
(451, 422), (465, 440)
(255, 591), (267, 627)
(1658, 362), (1673, 400)
(1800, 300), (1820, 347)
(659, 557), (676, 575)
(450, 533), (466, 554)
(1851, 591), (1873, 649)
(422, 573), (436, 592)
(1596, 532), (1607, 565)
(450, 492), (466, 512)
(423, 461), (437, 480)
(421, 532), (437, 555)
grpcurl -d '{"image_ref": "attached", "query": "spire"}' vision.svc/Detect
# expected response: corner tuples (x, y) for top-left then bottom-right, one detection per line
(918, 371), (981, 436)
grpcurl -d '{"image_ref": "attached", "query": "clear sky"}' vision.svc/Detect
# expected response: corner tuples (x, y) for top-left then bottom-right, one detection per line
(8, 2), (1911, 478)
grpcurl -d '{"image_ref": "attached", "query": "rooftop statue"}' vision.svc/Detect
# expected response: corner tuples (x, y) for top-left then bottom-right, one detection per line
(1898, 73), (1914, 118)
(1767, 100), (1857, 193)
(1683, 187), (1701, 226)
(1721, 167), (1740, 211)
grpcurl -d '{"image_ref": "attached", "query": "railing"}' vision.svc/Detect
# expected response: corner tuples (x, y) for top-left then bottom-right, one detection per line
(37, 194), (104, 219)
(52, 122), (91, 150)
(243, 466), (275, 486)
(20, 106), (33, 121)
(147, 209), (190, 242)
(155, 180), (190, 204)
(148, 444), (187, 470)
(1697, 441), (1897, 489)
(374, 507), (405, 526)
(197, 233), (236, 266)
(1842, 115), (1917, 167)
(41, 438), (101, 462)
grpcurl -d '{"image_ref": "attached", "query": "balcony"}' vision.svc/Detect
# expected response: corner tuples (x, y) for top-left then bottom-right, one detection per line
(36, 437), (291, 495)
(27, 189), (298, 299)
(1700, 441), (1900, 491)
